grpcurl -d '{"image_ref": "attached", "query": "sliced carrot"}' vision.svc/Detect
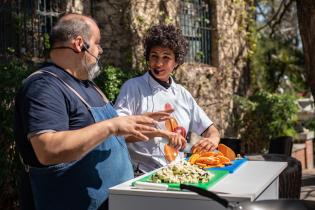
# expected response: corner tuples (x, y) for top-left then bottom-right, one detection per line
(218, 144), (236, 161)
(165, 117), (178, 132)
(195, 162), (207, 168)
(217, 155), (232, 165)
(164, 144), (178, 162)
(200, 151), (216, 157)
(196, 157), (220, 165)
(214, 151), (224, 157)
(189, 153), (201, 164)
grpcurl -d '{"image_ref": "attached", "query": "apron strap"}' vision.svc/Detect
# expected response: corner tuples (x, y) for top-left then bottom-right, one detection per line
(26, 69), (98, 109)
(89, 81), (109, 103)
(39, 70), (92, 109)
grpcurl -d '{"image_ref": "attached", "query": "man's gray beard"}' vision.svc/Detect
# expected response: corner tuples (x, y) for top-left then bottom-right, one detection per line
(87, 62), (101, 81)
(82, 62), (101, 81)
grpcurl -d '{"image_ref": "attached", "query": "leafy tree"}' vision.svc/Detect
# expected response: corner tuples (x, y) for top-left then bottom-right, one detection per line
(250, 35), (306, 94)
(249, 0), (306, 95)
(296, 0), (315, 103)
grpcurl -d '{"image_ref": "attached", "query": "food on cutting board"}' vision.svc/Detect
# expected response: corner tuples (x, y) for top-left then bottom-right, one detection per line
(218, 143), (236, 161)
(188, 144), (236, 169)
(164, 144), (179, 162)
(149, 160), (214, 184)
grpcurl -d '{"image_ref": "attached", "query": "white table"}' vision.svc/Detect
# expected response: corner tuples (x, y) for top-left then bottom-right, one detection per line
(109, 161), (287, 210)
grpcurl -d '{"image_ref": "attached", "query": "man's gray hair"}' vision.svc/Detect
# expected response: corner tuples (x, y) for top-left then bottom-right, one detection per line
(50, 14), (92, 46)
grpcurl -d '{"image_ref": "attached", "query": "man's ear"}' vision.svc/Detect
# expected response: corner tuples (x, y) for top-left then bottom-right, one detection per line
(73, 36), (84, 52)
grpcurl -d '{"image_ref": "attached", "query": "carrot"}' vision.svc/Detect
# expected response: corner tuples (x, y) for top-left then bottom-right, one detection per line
(164, 144), (178, 162)
(189, 153), (201, 164)
(218, 144), (236, 161)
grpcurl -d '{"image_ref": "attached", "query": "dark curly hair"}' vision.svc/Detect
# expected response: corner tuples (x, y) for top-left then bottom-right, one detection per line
(144, 24), (188, 66)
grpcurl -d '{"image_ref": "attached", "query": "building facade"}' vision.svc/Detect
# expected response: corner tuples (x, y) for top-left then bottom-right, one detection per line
(1, 0), (250, 136)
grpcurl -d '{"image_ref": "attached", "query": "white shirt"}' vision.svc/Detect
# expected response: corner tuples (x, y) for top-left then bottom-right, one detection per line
(114, 72), (213, 172)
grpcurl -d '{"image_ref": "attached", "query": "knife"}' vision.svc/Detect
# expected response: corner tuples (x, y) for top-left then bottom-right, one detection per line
(133, 181), (180, 191)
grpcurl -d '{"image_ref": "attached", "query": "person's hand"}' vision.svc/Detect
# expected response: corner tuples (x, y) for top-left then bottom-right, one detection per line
(191, 137), (219, 153)
(142, 109), (174, 122)
(160, 130), (187, 150)
(109, 115), (157, 141)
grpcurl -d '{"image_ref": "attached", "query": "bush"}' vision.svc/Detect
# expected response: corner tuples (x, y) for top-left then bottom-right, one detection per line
(234, 91), (299, 153)
(94, 66), (141, 102)
(0, 58), (35, 209)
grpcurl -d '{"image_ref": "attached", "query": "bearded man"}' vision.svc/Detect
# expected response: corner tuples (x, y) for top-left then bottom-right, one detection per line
(14, 13), (165, 210)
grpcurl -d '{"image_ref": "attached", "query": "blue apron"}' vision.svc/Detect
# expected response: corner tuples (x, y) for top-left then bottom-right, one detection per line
(25, 70), (134, 210)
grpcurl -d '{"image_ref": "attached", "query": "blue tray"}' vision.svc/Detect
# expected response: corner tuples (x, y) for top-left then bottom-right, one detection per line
(206, 158), (247, 173)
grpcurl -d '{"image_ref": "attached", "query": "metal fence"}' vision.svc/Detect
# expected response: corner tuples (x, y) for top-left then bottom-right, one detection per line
(0, 0), (65, 58)
(180, 0), (211, 64)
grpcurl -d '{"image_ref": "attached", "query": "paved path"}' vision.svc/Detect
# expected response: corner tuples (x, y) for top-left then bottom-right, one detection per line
(301, 168), (315, 201)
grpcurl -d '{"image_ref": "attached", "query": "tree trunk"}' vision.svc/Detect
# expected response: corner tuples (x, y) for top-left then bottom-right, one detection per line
(296, 0), (315, 101)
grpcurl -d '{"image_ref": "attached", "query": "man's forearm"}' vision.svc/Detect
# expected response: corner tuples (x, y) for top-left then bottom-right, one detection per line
(30, 119), (116, 165)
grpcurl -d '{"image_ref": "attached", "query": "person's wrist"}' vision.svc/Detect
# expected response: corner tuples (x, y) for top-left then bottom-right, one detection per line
(104, 119), (118, 136)
(211, 138), (219, 148)
(159, 130), (169, 139)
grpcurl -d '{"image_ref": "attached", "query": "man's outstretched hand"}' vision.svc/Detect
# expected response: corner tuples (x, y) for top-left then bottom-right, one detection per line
(143, 109), (174, 121)
(109, 115), (158, 141)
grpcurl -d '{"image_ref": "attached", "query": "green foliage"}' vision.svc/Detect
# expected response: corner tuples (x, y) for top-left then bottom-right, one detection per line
(195, 51), (205, 62)
(234, 90), (299, 153)
(43, 33), (50, 50)
(0, 58), (35, 208)
(304, 117), (315, 131)
(250, 35), (306, 94)
(94, 66), (141, 102)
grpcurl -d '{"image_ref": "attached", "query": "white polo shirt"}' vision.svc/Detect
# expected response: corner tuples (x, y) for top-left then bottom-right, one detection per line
(114, 72), (213, 172)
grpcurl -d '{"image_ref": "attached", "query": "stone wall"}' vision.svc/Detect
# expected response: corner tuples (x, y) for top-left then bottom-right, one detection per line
(130, 0), (180, 70)
(173, 63), (225, 130)
(85, 0), (249, 136)
(175, 0), (249, 136)
(90, 0), (179, 70)
(91, 0), (133, 69)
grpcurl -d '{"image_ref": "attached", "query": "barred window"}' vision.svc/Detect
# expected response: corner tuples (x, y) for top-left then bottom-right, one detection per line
(180, 0), (211, 64)
(0, 0), (65, 58)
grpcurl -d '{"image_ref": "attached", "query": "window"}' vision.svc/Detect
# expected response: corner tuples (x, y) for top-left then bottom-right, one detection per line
(180, 0), (211, 64)
(34, 0), (63, 57)
(0, 0), (64, 57)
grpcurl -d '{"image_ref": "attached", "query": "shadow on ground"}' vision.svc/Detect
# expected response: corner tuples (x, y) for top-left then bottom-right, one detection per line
(301, 170), (315, 200)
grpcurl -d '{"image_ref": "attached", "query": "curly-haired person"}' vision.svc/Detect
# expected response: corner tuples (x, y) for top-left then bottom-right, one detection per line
(114, 24), (220, 173)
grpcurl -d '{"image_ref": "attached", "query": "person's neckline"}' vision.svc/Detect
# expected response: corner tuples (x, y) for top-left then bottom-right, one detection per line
(148, 71), (171, 89)
(44, 62), (92, 87)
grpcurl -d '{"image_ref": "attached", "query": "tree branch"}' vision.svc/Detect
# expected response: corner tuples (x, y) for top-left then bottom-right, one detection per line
(257, 0), (286, 32)
(269, 0), (294, 38)
(256, 3), (268, 21)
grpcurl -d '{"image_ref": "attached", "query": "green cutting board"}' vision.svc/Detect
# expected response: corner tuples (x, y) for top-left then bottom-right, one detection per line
(133, 170), (228, 190)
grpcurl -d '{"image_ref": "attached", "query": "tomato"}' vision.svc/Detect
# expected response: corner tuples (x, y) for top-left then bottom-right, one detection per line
(164, 103), (173, 111)
(173, 126), (186, 138)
